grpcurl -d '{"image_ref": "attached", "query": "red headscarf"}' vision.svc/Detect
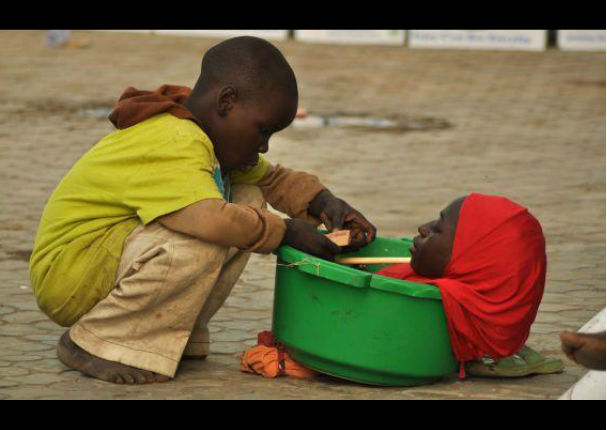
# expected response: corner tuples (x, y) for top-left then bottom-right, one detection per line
(378, 194), (546, 374)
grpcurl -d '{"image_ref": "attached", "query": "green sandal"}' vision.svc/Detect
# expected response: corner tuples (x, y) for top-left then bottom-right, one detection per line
(466, 345), (564, 378)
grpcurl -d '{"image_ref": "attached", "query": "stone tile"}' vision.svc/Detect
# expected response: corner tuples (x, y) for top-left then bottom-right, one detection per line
(2, 310), (49, 324)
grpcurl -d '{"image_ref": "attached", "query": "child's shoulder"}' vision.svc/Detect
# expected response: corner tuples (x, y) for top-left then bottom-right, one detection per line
(146, 113), (205, 137)
(133, 113), (213, 148)
(96, 113), (214, 162)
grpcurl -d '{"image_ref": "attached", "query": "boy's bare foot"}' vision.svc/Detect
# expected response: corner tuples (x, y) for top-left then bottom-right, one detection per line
(560, 331), (606, 371)
(56, 331), (170, 384)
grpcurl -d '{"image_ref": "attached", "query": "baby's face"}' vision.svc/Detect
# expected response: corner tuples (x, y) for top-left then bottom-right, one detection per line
(409, 197), (465, 278)
(212, 90), (297, 171)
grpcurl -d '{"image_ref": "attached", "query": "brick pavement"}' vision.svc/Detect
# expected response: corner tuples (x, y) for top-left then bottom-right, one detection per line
(0, 30), (604, 399)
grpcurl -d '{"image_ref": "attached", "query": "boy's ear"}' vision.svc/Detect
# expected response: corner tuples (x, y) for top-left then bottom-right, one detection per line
(217, 86), (237, 117)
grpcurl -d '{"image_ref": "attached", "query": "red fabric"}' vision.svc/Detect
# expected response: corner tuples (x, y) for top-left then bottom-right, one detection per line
(108, 84), (202, 129)
(378, 193), (546, 366)
(257, 330), (277, 347)
(256, 330), (285, 368)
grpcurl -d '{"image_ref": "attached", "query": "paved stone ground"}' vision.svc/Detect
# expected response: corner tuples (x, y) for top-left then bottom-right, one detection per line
(0, 30), (604, 399)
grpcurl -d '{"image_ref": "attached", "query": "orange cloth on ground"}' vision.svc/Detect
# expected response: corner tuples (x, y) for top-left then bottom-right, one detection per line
(240, 331), (317, 379)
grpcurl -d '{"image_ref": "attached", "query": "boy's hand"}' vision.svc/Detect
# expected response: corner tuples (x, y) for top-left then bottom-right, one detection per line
(308, 190), (377, 251)
(282, 218), (342, 261)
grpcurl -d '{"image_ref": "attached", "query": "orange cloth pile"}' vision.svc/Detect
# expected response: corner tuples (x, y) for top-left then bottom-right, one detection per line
(240, 331), (317, 379)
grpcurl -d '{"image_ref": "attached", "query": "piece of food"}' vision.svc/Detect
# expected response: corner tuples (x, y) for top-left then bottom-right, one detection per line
(325, 229), (351, 246)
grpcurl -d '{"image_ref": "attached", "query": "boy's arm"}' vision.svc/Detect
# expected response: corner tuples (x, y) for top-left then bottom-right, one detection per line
(158, 163), (374, 257)
(157, 197), (341, 259)
(255, 164), (377, 250)
(157, 198), (285, 254)
(254, 164), (327, 225)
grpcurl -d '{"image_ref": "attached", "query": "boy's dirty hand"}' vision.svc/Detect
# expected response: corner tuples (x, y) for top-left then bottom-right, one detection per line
(308, 190), (376, 251)
(341, 213), (376, 252)
(282, 218), (342, 261)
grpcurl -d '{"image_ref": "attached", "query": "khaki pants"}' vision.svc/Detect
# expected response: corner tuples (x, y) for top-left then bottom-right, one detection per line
(69, 184), (264, 378)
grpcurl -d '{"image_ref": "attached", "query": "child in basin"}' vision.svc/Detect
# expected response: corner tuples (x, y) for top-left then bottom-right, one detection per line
(377, 193), (563, 378)
(241, 193), (563, 380)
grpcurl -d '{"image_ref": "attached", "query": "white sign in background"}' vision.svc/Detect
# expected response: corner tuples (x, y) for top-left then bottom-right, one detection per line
(557, 30), (605, 51)
(408, 30), (547, 51)
(153, 30), (289, 41)
(103, 30), (289, 41)
(295, 30), (406, 45)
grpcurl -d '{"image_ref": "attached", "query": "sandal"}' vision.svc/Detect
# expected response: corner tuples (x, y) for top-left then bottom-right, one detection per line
(466, 345), (564, 378)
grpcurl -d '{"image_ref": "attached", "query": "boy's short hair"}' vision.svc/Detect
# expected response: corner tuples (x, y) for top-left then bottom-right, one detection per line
(196, 36), (298, 102)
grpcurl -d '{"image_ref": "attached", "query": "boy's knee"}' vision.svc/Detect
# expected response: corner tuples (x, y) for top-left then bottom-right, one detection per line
(231, 184), (265, 209)
(35, 289), (83, 327)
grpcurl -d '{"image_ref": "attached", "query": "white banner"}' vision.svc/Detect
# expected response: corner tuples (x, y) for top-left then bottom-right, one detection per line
(153, 30), (289, 41)
(295, 30), (405, 45)
(408, 30), (547, 51)
(104, 30), (289, 41)
(557, 30), (605, 51)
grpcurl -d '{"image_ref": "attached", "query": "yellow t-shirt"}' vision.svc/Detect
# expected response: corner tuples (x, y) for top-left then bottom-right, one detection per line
(30, 113), (269, 326)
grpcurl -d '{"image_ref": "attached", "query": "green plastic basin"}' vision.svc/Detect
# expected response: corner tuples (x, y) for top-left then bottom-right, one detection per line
(272, 236), (457, 386)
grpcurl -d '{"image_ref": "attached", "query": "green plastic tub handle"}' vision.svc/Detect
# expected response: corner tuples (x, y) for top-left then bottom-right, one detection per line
(275, 235), (443, 299)
(276, 245), (371, 288)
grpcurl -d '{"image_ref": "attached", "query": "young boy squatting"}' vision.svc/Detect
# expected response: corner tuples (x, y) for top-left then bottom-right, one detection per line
(29, 37), (376, 384)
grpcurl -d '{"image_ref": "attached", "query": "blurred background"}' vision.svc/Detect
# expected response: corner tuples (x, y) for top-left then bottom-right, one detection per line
(0, 29), (604, 399)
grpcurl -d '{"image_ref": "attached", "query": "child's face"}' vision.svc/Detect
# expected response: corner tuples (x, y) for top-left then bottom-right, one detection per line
(211, 89), (297, 171)
(409, 197), (465, 278)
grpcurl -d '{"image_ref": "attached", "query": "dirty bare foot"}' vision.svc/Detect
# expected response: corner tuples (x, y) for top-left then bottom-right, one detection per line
(57, 330), (170, 384)
(560, 331), (606, 370)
